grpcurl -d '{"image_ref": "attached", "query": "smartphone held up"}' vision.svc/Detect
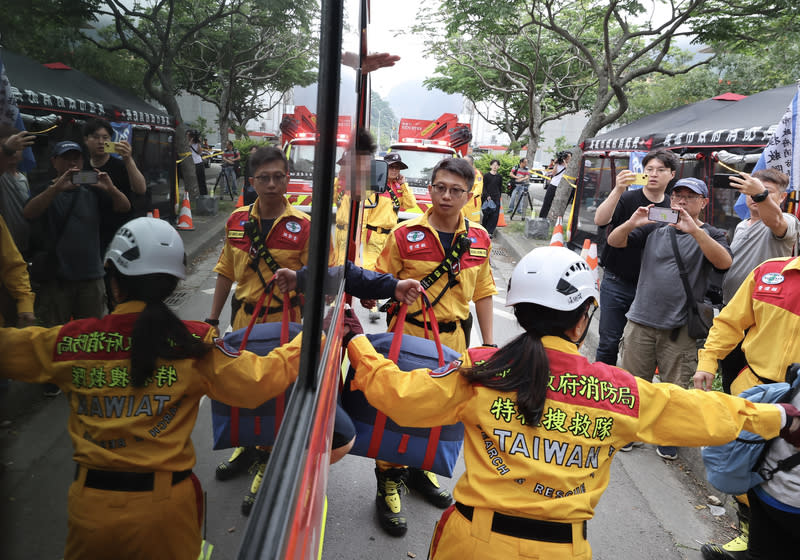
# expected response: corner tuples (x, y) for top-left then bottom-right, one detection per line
(648, 206), (679, 224)
(72, 170), (98, 185)
(712, 173), (743, 190)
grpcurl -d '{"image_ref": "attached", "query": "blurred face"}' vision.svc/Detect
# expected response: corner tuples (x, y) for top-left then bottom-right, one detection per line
(490, 161), (499, 172)
(521, 159), (528, 168)
(429, 169), (470, 219)
(670, 187), (707, 218)
(52, 151), (83, 175)
(85, 128), (112, 157)
(251, 160), (288, 200)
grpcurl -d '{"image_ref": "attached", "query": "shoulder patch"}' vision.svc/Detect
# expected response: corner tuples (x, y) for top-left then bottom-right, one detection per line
(469, 248), (488, 258)
(214, 337), (241, 358)
(285, 220), (302, 233)
(430, 359), (462, 378)
(407, 230), (426, 243)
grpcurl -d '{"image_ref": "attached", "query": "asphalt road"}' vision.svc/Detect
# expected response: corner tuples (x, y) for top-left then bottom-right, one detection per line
(0, 238), (732, 559)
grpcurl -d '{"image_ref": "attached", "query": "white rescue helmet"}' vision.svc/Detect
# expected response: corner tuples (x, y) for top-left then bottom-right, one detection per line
(104, 217), (186, 280)
(506, 246), (598, 311)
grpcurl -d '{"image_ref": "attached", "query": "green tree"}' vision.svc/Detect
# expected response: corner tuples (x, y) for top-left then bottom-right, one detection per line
(0, 0), (99, 63)
(0, 1), (148, 99)
(86, 0), (245, 197)
(370, 91), (397, 152)
(178, 0), (318, 143)
(419, 1), (800, 220)
(416, 4), (593, 165)
(618, 45), (800, 125)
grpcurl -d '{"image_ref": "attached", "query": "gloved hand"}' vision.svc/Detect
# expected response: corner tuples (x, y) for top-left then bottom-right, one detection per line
(778, 403), (800, 447)
(342, 306), (364, 347)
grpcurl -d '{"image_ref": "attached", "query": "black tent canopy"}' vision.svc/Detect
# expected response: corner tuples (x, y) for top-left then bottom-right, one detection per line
(3, 51), (170, 127)
(584, 85), (796, 153)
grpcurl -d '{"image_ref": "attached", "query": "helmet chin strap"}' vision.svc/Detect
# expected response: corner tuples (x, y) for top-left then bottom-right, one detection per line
(559, 312), (594, 347)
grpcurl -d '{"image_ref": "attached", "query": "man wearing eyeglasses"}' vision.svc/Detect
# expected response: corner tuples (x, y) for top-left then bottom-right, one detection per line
(367, 157), (497, 537)
(83, 118), (146, 251)
(607, 177), (732, 461)
(593, 148), (677, 370)
(206, 146), (310, 513)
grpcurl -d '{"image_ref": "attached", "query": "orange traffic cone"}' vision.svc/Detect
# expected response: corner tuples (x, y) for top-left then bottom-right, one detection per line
(497, 207), (507, 227)
(580, 238), (591, 260)
(586, 242), (598, 272)
(236, 192), (244, 208)
(153, 208), (160, 219)
(549, 217), (564, 247)
(176, 191), (195, 231)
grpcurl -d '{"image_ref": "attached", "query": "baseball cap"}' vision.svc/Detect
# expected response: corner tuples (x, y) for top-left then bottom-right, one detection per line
(673, 177), (708, 197)
(52, 141), (83, 157)
(383, 152), (408, 169)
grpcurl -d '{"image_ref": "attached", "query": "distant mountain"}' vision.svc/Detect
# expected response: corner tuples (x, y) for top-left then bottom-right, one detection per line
(292, 78), (463, 120)
(387, 80), (463, 118)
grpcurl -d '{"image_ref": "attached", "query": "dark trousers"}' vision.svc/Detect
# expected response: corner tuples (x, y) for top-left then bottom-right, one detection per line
(596, 271), (636, 365)
(746, 489), (800, 559)
(195, 162), (208, 196)
(539, 182), (574, 220)
(481, 199), (500, 234)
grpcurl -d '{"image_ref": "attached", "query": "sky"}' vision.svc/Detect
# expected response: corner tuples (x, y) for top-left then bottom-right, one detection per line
(366, 0), (464, 119)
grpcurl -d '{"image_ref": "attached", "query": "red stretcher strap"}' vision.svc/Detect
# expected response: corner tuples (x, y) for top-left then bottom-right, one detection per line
(368, 293), (446, 462)
(230, 279), (291, 447)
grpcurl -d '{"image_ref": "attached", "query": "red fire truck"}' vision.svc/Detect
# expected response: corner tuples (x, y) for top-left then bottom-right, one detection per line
(279, 105), (351, 212)
(388, 113), (472, 219)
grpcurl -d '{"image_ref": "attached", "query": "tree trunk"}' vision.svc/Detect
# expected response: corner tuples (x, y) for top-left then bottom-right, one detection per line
(158, 94), (201, 201)
(547, 109), (609, 222)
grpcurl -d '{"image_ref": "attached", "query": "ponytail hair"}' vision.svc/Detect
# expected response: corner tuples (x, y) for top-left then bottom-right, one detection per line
(461, 300), (591, 424)
(109, 265), (211, 387)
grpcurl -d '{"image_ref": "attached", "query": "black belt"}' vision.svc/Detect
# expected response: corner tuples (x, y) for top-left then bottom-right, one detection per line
(76, 466), (193, 492)
(455, 502), (583, 543)
(242, 297), (299, 317)
(405, 314), (460, 333)
(366, 224), (392, 234)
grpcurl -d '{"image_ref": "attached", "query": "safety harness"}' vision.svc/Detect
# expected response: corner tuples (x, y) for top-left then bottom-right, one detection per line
(381, 219), (472, 332)
(231, 205), (300, 319)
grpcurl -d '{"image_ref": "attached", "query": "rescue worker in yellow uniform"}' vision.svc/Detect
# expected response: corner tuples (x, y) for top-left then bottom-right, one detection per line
(206, 145), (310, 514)
(361, 157), (496, 537)
(0, 214), (35, 327)
(460, 154), (483, 224)
(362, 152), (416, 270)
(362, 152), (417, 322)
(0, 218), (305, 560)
(344, 246), (800, 560)
(693, 253), (800, 560)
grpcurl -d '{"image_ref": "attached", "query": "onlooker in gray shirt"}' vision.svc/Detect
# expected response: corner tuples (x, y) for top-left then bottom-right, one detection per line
(722, 169), (799, 304)
(608, 177), (732, 461)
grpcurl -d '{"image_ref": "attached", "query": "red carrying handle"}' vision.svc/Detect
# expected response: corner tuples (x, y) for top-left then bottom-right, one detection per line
(230, 279), (292, 447)
(387, 290), (446, 367)
(369, 290), (446, 469)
